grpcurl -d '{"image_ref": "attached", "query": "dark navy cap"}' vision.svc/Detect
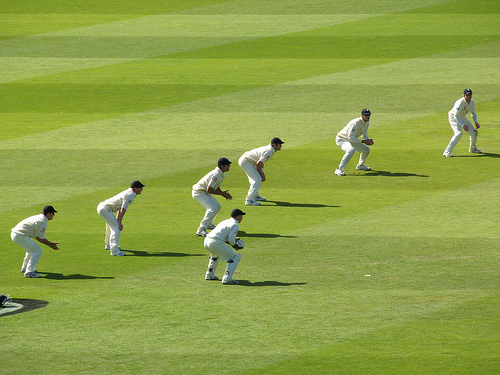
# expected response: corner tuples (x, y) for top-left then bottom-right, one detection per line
(131, 180), (145, 188)
(43, 205), (57, 215)
(218, 157), (232, 166)
(231, 209), (246, 218)
(271, 137), (284, 145)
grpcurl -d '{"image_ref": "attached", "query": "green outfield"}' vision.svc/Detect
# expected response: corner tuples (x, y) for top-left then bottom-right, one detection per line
(1, 0), (499, 373)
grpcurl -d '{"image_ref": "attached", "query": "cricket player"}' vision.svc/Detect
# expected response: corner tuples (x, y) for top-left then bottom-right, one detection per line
(238, 137), (284, 206)
(11, 205), (60, 278)
(443, 88), (481, 157)
(192, 158), (233, 237)
(334, 108), (374, 176)
(203, 209), (246, 285)
(97, 180), (144, 256)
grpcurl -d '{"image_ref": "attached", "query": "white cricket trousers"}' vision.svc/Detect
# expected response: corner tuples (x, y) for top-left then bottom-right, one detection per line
(11, 232), (43, 274)
(238, 156), (262, 201)
(192, 190), (221, 229)
(444, 114), (477, 154)
(97, 203), (121, 252)
(204, 238), (241, 282)
(336, 137), (371, 170)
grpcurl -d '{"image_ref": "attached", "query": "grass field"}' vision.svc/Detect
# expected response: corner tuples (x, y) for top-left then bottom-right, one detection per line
(1, 0), (499, 373)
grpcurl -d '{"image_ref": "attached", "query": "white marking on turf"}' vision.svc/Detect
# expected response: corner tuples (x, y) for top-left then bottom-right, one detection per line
(183, 279), (204, 286)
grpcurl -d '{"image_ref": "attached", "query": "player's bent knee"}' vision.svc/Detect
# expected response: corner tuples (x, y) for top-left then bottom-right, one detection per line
(207, 207), (218, 215)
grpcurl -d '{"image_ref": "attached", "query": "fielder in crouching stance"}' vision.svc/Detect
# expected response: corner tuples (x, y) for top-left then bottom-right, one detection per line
(334, 108), (374, 176)
(238, 137), (284, 206)
(97, 180), (144, 256)
(11, 205), (60, 278)
(203, 209), (246, 285)
(443, 88), (481, 157)
(192, 158), (233, 237)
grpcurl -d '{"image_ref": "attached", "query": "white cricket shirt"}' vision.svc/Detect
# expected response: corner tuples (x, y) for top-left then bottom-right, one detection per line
(206, 217), (239, 245)
(100, 188), (137, 212)
(11, 214), (49, 239)
(449, 97), (477, 125)
(240, 145), (275, 165)
(192, 167), (225, 192)
(336, 117), (369, 144)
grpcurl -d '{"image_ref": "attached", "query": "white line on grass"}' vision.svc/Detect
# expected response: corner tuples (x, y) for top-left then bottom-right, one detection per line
(182, 279), (205, 287)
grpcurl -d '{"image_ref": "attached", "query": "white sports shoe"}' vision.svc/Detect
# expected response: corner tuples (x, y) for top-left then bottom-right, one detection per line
(111, 250), (126, 256)
(21, 268), (37, 273)
(334, 168), (346, 176)
(245, 200), (261, 206)
(24, 272), (42, 278)
(443, 152), (453, 157)
(356, 164), (371, 171)
(205, 275), (220, 281)
(196, 228), (208, 237)
(470, 148), (481, 154)
(222, 278), (239, 285)
(255, 195), (266, 201)
(206, 224), (216, 230)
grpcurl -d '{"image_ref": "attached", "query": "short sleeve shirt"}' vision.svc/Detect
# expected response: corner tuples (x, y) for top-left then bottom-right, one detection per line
(100, 188), (137, 212)
(241, 145), (275, 165)
(192, 167), (225, 192)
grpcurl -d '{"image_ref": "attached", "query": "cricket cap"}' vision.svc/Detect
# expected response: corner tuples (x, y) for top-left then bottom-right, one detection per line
(43, 205), (57, 215)
(271, 137), (284, 145)
(231, 208), (246, 218)
(218, 157), (232, 167)
(131, 180), (145, 188)
(464, 88), (473, 95)
(361, 108), (372, 116)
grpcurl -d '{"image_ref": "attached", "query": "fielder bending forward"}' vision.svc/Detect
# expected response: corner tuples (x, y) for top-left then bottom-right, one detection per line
(238, 137), (284, 206)
(203, 209), (246, 285)
(97, 180), (144, 256)
(11, 205), (60, 278)
(334, 108), (374, 176)
(192, 158), (233, 237)
(443, 88), (481, 157)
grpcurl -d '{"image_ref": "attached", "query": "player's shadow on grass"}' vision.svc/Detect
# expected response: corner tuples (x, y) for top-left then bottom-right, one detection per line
(121, 250), (205, 257)
(237, 230), (297, 239)
(39, 272), (114, 280)
(454, 152), (500, 158)
(0, 299), (49, 317)
(355, 170), (429, 177)
(264, 200), (340, 208)
(237, 280), (307, 287)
